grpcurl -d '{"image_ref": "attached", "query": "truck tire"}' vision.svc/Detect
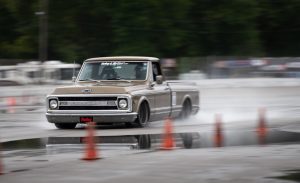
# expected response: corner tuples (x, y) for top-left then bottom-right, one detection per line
(180, 99), (192, 120)
(54, 123), (77, 129)
(181, 133), (193, 149)
(137, 135), (151, 149)
(135, 102), (149, 128)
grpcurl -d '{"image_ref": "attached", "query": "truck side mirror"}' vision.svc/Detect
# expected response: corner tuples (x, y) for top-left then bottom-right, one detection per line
(72, 76), (76, 83)
(156, 75), (163, 84)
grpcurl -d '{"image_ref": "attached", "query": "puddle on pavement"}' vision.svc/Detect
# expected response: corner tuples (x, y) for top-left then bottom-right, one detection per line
(270, 169), (300, 182)
(1, 130), (300, 156)
(2, 138), (46, 150)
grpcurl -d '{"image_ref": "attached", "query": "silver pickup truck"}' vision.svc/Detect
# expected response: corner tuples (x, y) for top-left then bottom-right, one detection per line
(46, 56), (199, 129)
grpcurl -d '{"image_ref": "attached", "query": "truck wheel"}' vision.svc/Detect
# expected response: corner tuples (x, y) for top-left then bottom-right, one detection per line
(54, 123), (77, 129)
(135, 102), (149, 127)
(180, 100), (192, 120)
(181, 133), (193, 149)
(137, 135), (151, 149)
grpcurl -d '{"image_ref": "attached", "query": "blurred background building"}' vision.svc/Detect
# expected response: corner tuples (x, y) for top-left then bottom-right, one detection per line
(1, 0), (300, 84)
(2, 56), (300, 86)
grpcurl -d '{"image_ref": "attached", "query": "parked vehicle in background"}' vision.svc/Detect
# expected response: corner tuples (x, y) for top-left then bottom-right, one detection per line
(256, 64), (286, 78)
(43, 60), (81, 84)
(46, 56), (200, 129)
(17, 61), (44, 84)
(179, 70), (207, 80)
(0, 61), (80, 85)
(0, 62), (42, 85)
(0, 65), (24, 86)
(286, 62), (300, 77)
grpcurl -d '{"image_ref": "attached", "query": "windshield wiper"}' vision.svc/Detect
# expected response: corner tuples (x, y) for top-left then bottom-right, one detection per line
(79, 78), (132, 83)
(79, 78), (101, 83)
(117, 80), (132, 83)
(106, 77), (132, 83)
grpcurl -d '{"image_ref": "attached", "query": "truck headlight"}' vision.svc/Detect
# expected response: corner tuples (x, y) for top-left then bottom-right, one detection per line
(49, 99), (58, 109)
(118, 99), (128, 109)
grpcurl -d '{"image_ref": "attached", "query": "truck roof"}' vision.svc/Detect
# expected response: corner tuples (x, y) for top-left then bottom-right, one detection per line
(85, 56), (159, 62)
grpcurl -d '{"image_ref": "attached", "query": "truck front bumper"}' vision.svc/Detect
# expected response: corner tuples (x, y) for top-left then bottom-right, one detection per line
(46, 111), (138, 123)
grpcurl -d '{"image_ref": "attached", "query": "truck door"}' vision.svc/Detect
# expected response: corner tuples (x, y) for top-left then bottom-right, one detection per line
(151, 62), (171, 120)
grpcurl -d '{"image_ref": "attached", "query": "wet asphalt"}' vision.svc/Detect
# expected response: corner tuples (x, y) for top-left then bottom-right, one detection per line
(0, 83), (300, 182)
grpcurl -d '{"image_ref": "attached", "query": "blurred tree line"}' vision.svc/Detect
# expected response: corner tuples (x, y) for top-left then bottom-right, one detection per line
(1, 0), (300, 62)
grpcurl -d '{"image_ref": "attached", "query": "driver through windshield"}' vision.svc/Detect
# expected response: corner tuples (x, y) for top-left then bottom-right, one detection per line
(78, 61), (148, 81)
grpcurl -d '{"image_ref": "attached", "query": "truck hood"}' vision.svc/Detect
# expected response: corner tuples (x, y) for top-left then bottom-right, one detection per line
(51, 82), (149, 95)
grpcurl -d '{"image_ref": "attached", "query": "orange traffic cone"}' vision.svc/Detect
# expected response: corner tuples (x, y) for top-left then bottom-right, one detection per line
(256, 108), (267, 145)
(214, 114), (224, 147)
(161, 117), (175, 150)
(81, 122), (100, 160)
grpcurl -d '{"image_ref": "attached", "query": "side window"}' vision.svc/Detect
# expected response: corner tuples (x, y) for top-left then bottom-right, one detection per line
(152, 62), (162, 81)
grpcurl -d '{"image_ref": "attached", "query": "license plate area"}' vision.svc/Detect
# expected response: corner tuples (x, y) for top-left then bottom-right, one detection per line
(80, 117), (93, 123)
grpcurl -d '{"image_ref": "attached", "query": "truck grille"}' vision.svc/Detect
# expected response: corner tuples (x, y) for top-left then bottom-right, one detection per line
(57, 96), (118, 110)
(58, 97), (117, 101)
(59, 106), (118, 110)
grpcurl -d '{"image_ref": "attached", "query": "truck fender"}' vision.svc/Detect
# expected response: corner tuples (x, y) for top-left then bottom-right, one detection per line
(181, 95), (192, 106)
(137, 96), (151, 113)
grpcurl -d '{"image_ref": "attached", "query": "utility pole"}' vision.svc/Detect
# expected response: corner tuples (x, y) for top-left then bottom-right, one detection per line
(35, 0), (48, 62)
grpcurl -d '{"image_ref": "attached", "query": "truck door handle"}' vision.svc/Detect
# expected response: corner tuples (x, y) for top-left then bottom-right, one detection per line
(164, 87), (170, 90)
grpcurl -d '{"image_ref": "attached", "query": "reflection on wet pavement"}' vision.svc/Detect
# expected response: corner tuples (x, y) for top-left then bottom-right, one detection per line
(2, 138), (45, 150)
(1, 130), (300, 157)
(270, 169), (300, 182)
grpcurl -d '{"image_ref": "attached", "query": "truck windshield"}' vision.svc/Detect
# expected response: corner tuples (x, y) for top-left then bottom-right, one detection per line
(78, 61), (148, 81)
